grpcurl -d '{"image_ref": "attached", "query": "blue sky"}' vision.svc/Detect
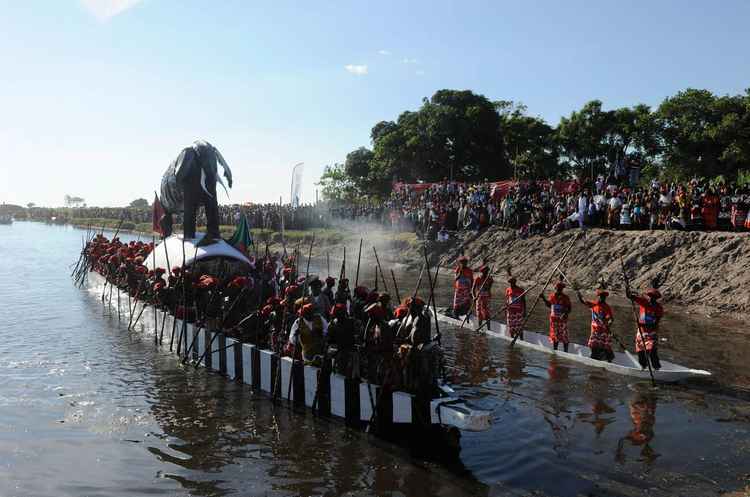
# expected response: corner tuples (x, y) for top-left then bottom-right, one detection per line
(1, 0), (748, 207)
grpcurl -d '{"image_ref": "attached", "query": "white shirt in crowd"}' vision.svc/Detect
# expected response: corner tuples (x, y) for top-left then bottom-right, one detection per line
(288, 315), (329, 345)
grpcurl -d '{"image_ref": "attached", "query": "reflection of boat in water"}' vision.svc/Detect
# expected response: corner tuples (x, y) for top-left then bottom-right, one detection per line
(0, 215), (12, 225)
(434, 311), (711, 382)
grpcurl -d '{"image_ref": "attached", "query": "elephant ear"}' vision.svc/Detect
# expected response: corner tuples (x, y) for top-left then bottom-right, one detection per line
(174, 147), (198, 185)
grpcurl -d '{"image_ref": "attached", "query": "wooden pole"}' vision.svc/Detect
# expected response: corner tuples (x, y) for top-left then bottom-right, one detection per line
(354, 238), (363, 288)
(510, 232), (581, 347)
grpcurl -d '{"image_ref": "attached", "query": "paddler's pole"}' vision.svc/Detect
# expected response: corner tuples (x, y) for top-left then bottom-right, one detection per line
(390, 269), (401, 303)
(422, 246), (441, 346)
(339, 246), (346, 281)
(326, 252), (330, 278)
(152, 235), (158, 344)
(354, 238), (363, 288)
(175, 238), (187, 354)
(620, 254), (655, 386)
(372, 246), (389, 294)
(510, 231), (581, 347)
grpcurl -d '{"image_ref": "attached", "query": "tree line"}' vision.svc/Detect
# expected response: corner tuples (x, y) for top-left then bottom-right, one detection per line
(318, 88), (750, 201)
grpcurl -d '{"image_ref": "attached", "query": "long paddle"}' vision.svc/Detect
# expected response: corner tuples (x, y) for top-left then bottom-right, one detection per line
(422, 247), (441, 346)
(372, 246), (389, 295)
(390, 269), (401, 303)
(354, 238), (363, 288)
(620, 255), (655, 386)
(510, 232), (582, 347)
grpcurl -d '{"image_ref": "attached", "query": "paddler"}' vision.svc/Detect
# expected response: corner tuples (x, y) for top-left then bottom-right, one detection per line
(471, 265), (493, 330)
(541, 278), (571, 352)
(310, 276), (332, 317)
(451, 255), (473, 318)
(577, 287), (615, 362)
(626, 282), (664, 371)
(322, 276), (336, 310)
(327, 303), (357, 376)
(287, 303), (328, 366)
(505, 270), (526, 340)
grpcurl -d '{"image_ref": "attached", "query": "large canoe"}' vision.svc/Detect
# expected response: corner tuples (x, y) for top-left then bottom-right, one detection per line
(433, 311), (711, 382)
(87, 272), (491, 435)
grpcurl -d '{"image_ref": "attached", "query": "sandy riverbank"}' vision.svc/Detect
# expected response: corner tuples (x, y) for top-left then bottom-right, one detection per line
(427, 227), (750, 320)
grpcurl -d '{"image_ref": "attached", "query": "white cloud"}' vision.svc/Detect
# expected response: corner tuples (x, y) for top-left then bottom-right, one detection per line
(401, 57), (419, 64)
(344, 64), (368, 76)
(79, 0), (143, 21)
(377, 50), (391, 56)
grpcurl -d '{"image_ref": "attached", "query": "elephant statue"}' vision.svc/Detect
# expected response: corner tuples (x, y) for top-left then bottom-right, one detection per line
(159, 140), (232, 245)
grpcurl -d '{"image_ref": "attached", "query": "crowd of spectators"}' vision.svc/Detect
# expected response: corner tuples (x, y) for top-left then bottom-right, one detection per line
(18, 174), (750, 241)
(332, 176), (750, 240)
(23, 203), (333, 232)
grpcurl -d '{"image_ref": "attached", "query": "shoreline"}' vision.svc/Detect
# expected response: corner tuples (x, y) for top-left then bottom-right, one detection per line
(33, 219), (749, 320)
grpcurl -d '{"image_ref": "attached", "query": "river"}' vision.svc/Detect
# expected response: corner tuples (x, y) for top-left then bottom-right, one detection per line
(1, 222), (749, 497)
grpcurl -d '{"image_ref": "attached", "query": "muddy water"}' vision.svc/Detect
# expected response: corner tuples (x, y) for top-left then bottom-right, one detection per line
(1, 222), (749, 497)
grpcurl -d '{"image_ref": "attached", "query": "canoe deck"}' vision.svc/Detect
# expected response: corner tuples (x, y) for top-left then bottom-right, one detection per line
(433, 311), (711, 382)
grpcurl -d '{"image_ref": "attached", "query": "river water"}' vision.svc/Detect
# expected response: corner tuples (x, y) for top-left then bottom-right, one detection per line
(1, 222), (749, 497)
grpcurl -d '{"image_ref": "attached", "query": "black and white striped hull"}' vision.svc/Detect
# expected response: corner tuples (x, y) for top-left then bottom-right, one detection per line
(89, 273), (491, 433)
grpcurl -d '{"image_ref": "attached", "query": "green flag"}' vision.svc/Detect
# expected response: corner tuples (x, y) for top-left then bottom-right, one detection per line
(226, 214), (253, 255)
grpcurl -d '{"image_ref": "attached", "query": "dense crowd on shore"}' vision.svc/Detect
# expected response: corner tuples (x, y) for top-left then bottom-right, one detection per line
(25, 203), (333, 231)
(19, 175), (750, 242)
(334, 176), (750, 239)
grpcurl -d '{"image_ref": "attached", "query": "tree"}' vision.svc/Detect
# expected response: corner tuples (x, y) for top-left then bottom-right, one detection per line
(26, 202), (35, 209)
(556, 101), (659, 181)
(316, 163), (359, 203)
(130, 198), (149, 208)
(369, 89), (510, 185)
(656, 88), (750, 179)
(497, 101), (560, 179)
(64, 195), (85, 207)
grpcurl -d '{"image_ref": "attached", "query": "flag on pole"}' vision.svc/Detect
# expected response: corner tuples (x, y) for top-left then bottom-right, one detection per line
(226, 214), (253, 255)
(152, 192), (165, 236)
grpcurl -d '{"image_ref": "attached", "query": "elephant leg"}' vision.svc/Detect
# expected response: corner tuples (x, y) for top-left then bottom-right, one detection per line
(203, 183), (220, 241)
(160, 211), (174, 237)
(182, 189), (198, 240)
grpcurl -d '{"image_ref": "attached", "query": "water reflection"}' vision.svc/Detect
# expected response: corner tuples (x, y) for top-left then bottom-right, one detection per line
(616, 389), (659, 466)
(578, 375), (617, 438)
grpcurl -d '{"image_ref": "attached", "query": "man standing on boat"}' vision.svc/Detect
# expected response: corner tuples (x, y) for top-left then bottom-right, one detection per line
(577, 288), (615, 362)
(472, 265), (493, 330)
(322, 276), (336, 312)
(310, 277), (332, 317)
(626, 286), (664, 370)
(327, 303), (357, 376)
(505, 273), (526, 340)
(541, 279), (571, 352)
(451, 256), (473, 317)
(287, 303), (328, 366)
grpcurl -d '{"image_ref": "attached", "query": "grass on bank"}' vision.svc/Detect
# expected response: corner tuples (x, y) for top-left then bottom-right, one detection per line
(69, 217), (377, 247)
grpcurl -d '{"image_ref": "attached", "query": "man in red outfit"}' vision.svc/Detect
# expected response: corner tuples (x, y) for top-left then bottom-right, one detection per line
(626, 286), (664, 370)
(542, 280), (571, 351)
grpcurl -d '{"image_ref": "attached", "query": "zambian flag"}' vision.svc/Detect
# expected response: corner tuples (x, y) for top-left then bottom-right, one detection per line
(226, 214), (253, 255)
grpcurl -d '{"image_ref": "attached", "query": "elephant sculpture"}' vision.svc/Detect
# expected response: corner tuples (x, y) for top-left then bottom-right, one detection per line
(159, 140), (232, 245)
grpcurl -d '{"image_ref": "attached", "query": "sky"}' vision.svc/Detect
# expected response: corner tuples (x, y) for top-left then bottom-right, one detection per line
(1, 0), (748, 208)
